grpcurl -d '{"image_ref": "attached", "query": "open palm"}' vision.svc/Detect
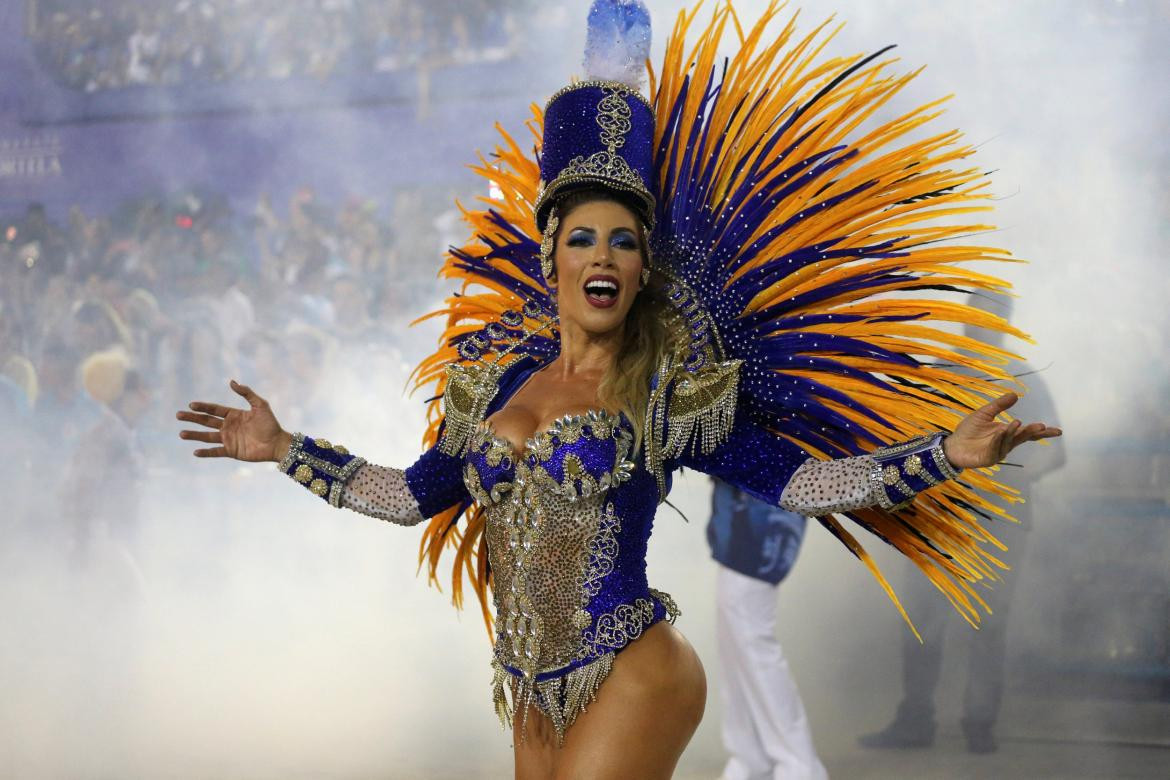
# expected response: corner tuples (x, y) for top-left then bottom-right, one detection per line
(176, 380), (292, 463)
(943, 391), (1062, 470)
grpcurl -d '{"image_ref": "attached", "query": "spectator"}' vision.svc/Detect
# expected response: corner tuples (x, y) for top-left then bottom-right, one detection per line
(707, 478), (828, 780)
(30, 0), (523, 92)
(858, 294), (1067, 754)
(60, 348), (150, 569)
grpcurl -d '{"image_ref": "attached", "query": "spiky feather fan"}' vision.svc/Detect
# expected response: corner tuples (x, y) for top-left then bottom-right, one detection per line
(410, 2), (1025, 637)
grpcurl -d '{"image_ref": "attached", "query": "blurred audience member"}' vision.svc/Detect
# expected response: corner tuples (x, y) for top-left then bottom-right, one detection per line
(60, 349), (151, 567)
(859, 295), (1066, 754)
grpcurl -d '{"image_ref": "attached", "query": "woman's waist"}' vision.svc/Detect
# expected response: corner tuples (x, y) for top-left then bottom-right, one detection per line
(494, 587), (679, 680)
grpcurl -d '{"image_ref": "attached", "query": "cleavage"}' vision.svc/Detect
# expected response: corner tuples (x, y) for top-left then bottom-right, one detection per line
(466, 409), (634, 504)
(483, 407), (612, 459)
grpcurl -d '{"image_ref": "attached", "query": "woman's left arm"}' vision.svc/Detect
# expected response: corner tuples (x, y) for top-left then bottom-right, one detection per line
(680, 392), (1061, 516)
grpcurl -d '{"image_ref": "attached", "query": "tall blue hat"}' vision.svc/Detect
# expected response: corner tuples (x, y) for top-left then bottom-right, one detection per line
(534, 1), (656, 231)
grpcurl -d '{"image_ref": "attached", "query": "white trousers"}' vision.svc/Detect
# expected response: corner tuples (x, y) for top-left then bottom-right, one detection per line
(716, 566), (828, 780)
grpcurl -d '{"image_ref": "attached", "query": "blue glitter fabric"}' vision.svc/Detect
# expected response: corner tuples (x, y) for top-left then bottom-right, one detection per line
(672, 418), (809, 507)
(403, 445), (467, 518)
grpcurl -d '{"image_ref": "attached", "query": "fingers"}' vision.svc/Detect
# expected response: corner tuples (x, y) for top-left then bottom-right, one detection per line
(1003, 422), (1064, 456)
(175, 410), (223, 429)
(978, 391), (1019, 419)
(179, 429), (222, 444)
(230, 379), (266, 409)
(188, 401), (234, 418)
(1013, 423), (1063, 448)
(996, 420), (1021, 461)
(193, 447), (228, 458)
(1008, 422), (1044, 450)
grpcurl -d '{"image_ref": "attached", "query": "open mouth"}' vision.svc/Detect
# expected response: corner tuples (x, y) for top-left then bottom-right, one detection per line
(583, 274), (620, 308)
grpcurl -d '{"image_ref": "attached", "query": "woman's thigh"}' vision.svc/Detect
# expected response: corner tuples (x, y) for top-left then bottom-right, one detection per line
(553, 622), (707, 779)
(514, 707), (560, 780)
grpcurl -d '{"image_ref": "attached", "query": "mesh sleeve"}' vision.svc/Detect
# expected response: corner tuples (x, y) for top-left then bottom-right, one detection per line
(779, 433), (960, 515)
(280, 433), (469, 522)
(339, 463), (426, 526)
(778, 455), (888, 515)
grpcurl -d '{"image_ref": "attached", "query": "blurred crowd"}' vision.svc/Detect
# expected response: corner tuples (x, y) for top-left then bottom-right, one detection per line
(0, 186), (461, 558)
(30, 0), (522, 92)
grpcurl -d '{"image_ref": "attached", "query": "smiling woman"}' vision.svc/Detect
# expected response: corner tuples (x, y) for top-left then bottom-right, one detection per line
(176, 2), (1060, 778)
(550, 199), (644, 317)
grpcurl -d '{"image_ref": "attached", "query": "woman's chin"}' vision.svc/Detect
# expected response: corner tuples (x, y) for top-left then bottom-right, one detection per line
(564, 306), (630, 337)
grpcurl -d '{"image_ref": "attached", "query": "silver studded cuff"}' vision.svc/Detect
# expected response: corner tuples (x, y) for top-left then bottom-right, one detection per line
(868, 460), (898, 510)
(870, 432), (961, 510)
(280, 432), (367, 508)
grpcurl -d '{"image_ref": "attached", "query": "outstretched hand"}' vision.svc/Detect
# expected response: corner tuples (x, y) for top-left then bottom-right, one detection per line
(942, 391), (1062, 470)
(176, 380), (293, 463)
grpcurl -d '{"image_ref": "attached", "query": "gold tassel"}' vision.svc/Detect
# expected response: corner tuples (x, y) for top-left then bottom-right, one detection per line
(492, 654), (618, 745)
(663, 360), (742, 458)
(490, 658), (513, 730)
(437, 362), (503, 457)
(556, 653), (615, 737)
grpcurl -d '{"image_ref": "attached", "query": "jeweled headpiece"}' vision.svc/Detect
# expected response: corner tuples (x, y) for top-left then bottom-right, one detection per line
(533, 0), (656, 232)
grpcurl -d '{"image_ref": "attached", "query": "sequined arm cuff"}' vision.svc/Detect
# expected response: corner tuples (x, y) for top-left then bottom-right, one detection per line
(779, 433), (960, 516)
(870, 433), (961, 510)
(278, 432), (368, 509)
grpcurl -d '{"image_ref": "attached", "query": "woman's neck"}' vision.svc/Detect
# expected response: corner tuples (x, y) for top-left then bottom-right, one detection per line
(553, 318), (623, 380)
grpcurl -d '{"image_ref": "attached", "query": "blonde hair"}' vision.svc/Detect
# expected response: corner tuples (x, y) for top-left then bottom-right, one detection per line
(552, 190), (673, 451)
(80, 346), (131, 405)
(2, 355), (38, 406)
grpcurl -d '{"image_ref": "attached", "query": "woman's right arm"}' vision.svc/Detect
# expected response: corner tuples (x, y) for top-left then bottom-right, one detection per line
(178, 380), (469, 526)
(278, 432), (468, 525)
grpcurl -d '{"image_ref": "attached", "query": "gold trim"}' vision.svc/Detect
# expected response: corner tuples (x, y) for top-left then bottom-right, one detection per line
(438, 362), (504, 457)
(662, 359), (742, 458)
(540, 208), (559, 279)
(543, 79), (653, 112)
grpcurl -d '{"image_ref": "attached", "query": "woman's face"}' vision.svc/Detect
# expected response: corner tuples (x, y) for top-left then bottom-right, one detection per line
(549, 199), (645, 337)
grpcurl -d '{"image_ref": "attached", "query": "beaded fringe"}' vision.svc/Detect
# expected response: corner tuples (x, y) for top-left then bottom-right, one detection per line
(661, 359), (741, 458)
(491, 653), (616, 744)
(437, 363), (502, 457)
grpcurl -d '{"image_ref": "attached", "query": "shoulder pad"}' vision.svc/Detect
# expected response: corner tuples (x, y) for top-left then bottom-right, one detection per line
(438, 362), (504, 456)
(662, 359), (742, 458)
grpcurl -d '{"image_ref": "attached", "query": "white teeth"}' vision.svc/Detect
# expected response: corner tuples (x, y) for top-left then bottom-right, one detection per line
(585, 279), (618, 294)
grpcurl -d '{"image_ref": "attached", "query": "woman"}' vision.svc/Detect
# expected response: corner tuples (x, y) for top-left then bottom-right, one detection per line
(178, 3), (1060, 777)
